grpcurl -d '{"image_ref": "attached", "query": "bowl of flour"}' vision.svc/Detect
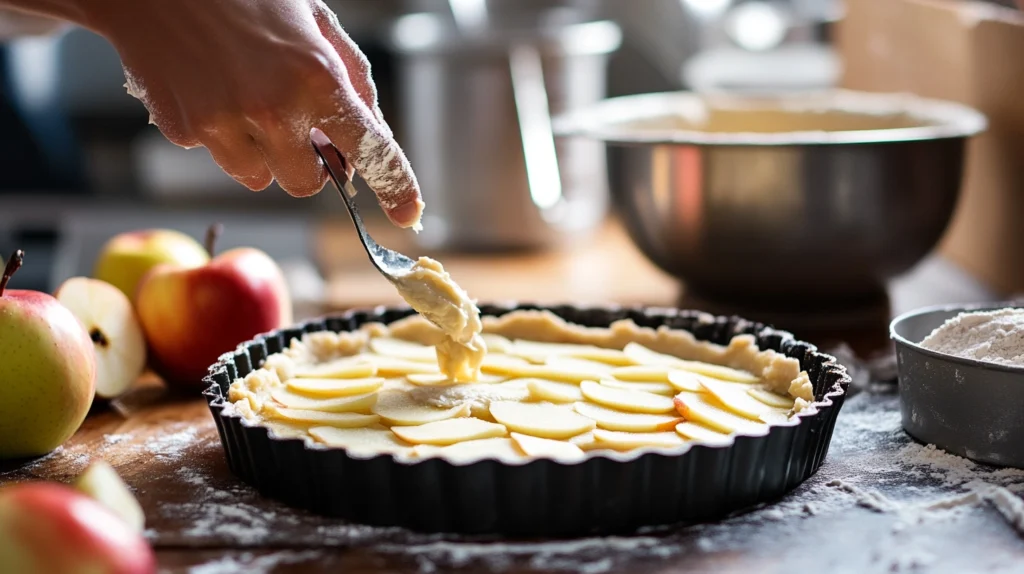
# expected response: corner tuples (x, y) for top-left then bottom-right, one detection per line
(891, 304), (1024, 469)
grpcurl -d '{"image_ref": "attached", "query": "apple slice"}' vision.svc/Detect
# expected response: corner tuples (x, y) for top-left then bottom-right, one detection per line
(294, 358), (377, 379)
(369, 337), (437, 362)
(391, 417), (508, 446)
(674, 421), (734, 446)
(308, 426), (412, 455)
(569, 431), (600, 450)
(610, 365), (670, 382)
(368, 355), (441, 376)
(666, 370), (703, 392)
(54, 277), (146, 399)
(413, 437), (524, 462)
(270, 388), (376, 413)
(591, 429), (686, 451)
(489, 401), (595, 439)
(544, 356), (614, 375)
(579, 380), (676, 414)
(372, 390), (471, 426)
(673, 393), (769, 435)
(699, 378), (789, 421)
(285, 377), (383, 397)
(599, 379), (675, 396)
(263, 404), (380, 428)
(406, 372), (506, 386)
(481, 356), (606, 383)
(747, 387), (796, 409)
(509, 341), (634, 366)
(511, 432), (586, 462)
(526, 379), (584, 403)
(73, 460), (145, 532)
(573, 402), (682, 432)
(481, 333), (514, 354)
(623, 342), (760, 383)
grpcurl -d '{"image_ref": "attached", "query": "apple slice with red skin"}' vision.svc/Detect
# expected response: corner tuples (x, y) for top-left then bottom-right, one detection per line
(0, 482), (156, 574)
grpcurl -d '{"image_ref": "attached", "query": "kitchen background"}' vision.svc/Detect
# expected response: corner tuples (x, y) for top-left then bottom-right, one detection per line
(0, 0), (1019, 327)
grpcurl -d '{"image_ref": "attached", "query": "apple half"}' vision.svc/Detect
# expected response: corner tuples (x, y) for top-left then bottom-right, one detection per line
(55, 277), (147, 399)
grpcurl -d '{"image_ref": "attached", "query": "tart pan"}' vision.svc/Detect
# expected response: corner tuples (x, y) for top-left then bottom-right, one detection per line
(891, 303), (1024, 469)
(203, 304), (851, 536)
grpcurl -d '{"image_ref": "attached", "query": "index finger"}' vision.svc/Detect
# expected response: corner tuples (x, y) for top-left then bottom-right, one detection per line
(317, 95), (424, 229)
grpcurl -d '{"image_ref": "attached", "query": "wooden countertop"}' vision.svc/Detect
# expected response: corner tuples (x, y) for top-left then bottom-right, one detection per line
(2, 218), (1019, 573)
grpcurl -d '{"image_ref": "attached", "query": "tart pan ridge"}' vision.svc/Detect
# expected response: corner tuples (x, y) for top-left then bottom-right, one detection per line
(202, 303), (851, 536)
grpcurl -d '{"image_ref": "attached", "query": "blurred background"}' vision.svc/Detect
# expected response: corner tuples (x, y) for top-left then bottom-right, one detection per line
(0, 0), (1021, 354)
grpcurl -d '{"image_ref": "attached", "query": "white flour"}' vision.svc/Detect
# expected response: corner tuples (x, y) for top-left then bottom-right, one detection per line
(354, 128), (418, 211)
(187, 550), (322, 574)
(144, 427), (198, 461)
(920, 308), (1024, 367)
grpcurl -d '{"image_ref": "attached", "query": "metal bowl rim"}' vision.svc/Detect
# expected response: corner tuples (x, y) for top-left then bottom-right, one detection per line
(890, 301), (1024, 374)
(553, 89), (987, 146)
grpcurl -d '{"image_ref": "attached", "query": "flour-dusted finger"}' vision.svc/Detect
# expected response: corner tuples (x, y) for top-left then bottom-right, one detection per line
(318, 87), (424, 229)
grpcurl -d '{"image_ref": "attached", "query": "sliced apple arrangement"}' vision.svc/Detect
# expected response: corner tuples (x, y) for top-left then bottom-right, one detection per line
(229, 318), (810, 463)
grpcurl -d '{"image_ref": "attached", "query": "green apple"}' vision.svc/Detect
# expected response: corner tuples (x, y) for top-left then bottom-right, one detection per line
(0, 251), (97, 459)
(93, 229), (209, 301)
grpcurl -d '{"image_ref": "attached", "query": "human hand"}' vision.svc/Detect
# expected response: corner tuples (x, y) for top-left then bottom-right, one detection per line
(86, 0), (423, 228)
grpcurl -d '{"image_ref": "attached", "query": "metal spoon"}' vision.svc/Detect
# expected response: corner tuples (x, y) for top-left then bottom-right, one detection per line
(310, 130), (415, 281)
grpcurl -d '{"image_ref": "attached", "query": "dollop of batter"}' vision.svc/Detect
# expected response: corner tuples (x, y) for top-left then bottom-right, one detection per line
(391, 257), (486, 382)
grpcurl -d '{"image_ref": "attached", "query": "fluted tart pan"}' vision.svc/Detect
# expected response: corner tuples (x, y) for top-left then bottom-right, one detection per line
(202, 303), (851, 536)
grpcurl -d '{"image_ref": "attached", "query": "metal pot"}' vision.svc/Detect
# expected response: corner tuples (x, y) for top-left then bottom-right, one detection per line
(388, 12), (621, 251)
(553, 90), (987, 308)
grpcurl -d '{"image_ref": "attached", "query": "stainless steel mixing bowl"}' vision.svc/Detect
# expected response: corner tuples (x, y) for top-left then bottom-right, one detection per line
(554, 90), (986, 307)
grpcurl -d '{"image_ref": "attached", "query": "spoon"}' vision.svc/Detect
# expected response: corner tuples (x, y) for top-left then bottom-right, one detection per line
(310, 130), (415, 281)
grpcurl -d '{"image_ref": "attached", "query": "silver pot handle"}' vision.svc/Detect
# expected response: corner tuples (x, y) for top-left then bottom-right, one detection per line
(508, 43), (563, 212)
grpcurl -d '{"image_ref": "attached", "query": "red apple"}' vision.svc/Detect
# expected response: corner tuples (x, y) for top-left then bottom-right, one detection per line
(0, 251), (96, 459)
(135, 224), (292, 387)
(0, 482), (156, 574)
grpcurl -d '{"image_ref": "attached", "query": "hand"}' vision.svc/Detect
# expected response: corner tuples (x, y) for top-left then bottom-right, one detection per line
(87, 0), (423, 228)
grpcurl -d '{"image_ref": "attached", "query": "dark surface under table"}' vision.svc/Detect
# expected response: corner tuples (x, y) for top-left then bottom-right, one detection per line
(3, 380), (1024, 574)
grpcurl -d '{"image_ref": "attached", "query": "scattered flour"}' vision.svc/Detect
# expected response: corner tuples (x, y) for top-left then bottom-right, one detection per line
(920, 308), (1024, 367)
(103, 433), (132, 445)
(380, 536), (681, 574)
(145, 427), (198, 461)
(187, 550), (322, 574)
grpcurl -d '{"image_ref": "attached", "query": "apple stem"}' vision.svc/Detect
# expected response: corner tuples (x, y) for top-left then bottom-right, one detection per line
(0, 250), (23, 297)
(205, 223), (224, 258)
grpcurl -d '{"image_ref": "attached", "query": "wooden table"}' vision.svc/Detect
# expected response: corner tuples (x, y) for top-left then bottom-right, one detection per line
(2, 219), (1021, 573)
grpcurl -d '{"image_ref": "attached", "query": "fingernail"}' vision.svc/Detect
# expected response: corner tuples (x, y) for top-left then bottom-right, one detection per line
(388, 199), (424, 229)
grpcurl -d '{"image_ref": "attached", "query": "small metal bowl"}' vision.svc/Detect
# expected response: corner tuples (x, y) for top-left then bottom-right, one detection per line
(554, 90), (987, 307)
(891, 303), (1024, 468)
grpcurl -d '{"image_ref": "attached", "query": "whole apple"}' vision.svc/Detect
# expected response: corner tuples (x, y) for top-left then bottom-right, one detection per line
(136, 224), (292, 388)
(0, 482), (156, 574)
(93, 229), (209, 302)
(0, 251), (96, 459)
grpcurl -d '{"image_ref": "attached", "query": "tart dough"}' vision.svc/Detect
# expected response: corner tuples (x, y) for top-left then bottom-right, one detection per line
(227, 310), (819, 463)
(390, 257), (486, 383)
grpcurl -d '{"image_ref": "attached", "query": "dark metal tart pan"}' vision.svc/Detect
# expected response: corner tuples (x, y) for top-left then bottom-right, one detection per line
(202, 303), (851, 536)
